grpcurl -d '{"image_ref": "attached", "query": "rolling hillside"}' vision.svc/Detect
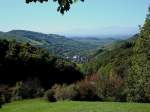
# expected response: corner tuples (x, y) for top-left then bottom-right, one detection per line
(0, 30), (119, 63)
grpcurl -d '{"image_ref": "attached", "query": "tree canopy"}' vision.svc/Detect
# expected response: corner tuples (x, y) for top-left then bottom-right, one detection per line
(26, 0), (84, 14)
(0, 39), (83, 88)
(127, 7), (150, 102)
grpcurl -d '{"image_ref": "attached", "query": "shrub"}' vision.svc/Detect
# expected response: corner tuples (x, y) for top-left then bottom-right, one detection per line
(12, 78), (44, 100)
(95, 75), (107, 100)
(12, 81), (26, 100)
(45, 74), (126, 102)
(52, 84), (79, 101)
(0, 85), (12, 103)
(64, 84), (79, 100)
(95, 72), (126, 102)
(44, 89), (56, 102)
(76, 76), (99, 101)
(45, 84), (80, 101)
(45, 75), (99, 102)
(50, 84), (62, 101)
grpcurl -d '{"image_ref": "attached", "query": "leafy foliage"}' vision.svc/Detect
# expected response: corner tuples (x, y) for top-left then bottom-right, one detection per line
(44, 89), (56, 102)
(25, 0), (84, 14)
(45, 79), (99, 102)
(79, 35), (137, 101)
(0, 39), (83, 89)
(0, 85), (12, 107)
(127, 7), (150, 102)
(52, 84), (79, 101)
(12, 78), (44, 100)
(81, 36), (136, 76)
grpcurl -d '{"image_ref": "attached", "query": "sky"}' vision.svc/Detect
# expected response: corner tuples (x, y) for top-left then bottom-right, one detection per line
(0, 0), (149, 37)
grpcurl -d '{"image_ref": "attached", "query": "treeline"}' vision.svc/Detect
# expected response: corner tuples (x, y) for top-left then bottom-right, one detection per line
(0, 39), (83, 107)
(0, 39), (83, 87)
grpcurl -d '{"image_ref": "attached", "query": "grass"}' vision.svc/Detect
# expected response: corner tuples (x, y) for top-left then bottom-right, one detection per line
(0, 99), (150, 112)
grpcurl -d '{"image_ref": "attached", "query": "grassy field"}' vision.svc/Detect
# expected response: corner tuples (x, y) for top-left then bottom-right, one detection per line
(0, 99), (150, 112)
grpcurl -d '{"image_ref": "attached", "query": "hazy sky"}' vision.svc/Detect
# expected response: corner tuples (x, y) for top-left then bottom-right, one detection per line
(0, 0), (149, 37)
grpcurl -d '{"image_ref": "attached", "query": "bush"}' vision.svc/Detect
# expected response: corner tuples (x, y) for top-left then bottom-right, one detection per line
(52, 84), (79, 101)
(12, 78), (44, 100)
(0, 85), (12, 103)
(64, 84), (79, 100)
(95, 75), (107, 100)
(96, 72), (127, 102)
(45, 76), (100, 102)
(44, 89), (56, 102)
(47, 76), (99, 102)
(44, 84), (80, 101)
(76, 76), (99, 101)
(45, 74), (126, 102)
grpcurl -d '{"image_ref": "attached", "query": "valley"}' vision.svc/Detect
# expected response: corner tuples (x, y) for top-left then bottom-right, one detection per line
(0, 30), (120, 63)
(0, 0), (150, 111)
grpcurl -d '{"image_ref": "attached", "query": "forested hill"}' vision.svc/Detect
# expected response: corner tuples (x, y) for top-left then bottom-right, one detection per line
(81, 34), (138, 76)
(79, 31), (149, 102)
(0, 39), (83, 88)
(0, 30), (119, 63)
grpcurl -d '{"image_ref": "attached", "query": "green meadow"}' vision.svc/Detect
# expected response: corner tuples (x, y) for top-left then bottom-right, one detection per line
(0, 99), (150, 112)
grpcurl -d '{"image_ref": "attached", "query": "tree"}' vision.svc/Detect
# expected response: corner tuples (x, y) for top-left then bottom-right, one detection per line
(127, 7), (150, 102)
(26, 0), (84, 14)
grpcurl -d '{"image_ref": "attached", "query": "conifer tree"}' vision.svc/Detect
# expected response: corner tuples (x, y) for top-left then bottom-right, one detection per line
(127, 7), (150, 102)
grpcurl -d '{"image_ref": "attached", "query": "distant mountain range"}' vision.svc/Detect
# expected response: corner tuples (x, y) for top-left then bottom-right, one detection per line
(0, 30), (121, 62)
